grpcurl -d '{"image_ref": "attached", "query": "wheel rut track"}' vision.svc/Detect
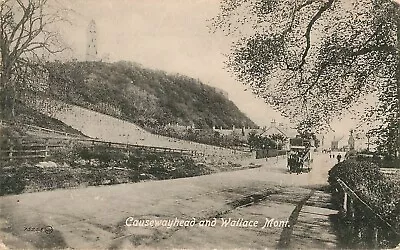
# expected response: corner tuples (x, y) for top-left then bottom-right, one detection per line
(277, 189), (315, 249)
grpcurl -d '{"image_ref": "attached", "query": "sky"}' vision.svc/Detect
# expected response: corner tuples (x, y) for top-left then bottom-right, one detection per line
(59, 0), (290, 127)
(56, 0), (379, 143)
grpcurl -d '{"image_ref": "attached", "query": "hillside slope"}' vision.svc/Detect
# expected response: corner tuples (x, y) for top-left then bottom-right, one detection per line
(45, 61), (256, 130)
(30, 100), (253, 161)
(2, 102), (83, 135)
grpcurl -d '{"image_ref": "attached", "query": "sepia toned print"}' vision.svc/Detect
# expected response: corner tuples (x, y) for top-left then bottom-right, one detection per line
(0, 0), (399, 249)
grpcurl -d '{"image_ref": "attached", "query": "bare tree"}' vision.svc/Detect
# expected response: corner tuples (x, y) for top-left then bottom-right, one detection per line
(0, 0), (69, 119)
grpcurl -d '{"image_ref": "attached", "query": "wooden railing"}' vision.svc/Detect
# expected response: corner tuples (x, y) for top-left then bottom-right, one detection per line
(337, 178), (400, 247)
(24, 124), (83, 138)
(1, 120), (254, 161)
(0, 136), (205, 161)
(380, 168), (400, 176)
(0, 119), (83, 137)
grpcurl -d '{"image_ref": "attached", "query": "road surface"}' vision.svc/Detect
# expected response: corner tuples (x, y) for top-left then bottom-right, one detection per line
(0, 153), (339, 249)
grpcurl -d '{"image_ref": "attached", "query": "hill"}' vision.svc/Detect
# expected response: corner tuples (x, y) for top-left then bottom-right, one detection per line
(45, 61), (256, 131)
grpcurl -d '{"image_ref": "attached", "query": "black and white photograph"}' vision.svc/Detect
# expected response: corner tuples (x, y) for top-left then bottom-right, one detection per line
(0, 0), (400, 249)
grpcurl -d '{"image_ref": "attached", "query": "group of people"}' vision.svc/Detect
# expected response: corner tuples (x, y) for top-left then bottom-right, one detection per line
(287, 151), (306, 174)
(329, 153), (342, 163)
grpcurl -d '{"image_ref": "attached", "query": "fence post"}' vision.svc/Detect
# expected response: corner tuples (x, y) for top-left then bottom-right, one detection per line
(9, 146), (13, 161)
(348, 198), (355, 219)
(343, 191), (348, 213)
(349, 198), (361, 244)
(373, 226), (379, 248)
(45, 139), (49, 159)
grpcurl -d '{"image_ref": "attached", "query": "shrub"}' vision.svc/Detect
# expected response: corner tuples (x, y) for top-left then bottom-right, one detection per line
(328, 159), (400, 248)
(65, 146), (128, 166)
(0, 168), (26, 195)
(0, 126), (23, 151)
(328, 159), (383, 193)
(69, 145), (128, 165)
(0, 162), (28, 195)
(0, 144), (216, 196)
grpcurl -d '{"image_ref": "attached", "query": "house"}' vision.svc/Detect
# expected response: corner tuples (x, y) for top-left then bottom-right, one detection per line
(259, 120), (297, 150)
(260, 120), (293, 138)
(212, 125), (264, 141)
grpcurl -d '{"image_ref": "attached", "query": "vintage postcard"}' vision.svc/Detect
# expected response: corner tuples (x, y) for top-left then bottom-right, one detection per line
(0, 0), (399, 249)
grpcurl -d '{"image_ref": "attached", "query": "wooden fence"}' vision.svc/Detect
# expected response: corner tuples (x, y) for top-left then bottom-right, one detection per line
(24, 124), (83, 138)
(380, 168), (400, 176)
(337, 178), (400, 247)
(0, 119), (83, 137)
(1, 120), (253, 161)
(0, 137), (203, 162)
(255, 149), (287, 159)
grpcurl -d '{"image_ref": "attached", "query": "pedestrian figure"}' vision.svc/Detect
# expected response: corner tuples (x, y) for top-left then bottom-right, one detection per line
(337, 154), (342, 163)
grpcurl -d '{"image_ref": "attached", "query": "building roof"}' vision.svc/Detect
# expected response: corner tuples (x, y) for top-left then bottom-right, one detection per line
(260, 120), (297, 138)
(261, 126), (287, 137)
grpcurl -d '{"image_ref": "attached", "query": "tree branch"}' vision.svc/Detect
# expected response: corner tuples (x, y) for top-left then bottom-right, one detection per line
(295, 0), (335, 71)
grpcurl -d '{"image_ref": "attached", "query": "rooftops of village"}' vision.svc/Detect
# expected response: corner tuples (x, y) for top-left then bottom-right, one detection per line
(164, 120), (298, 142)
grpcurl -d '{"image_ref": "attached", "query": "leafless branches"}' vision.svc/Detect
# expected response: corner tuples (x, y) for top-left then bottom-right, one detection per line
(0, 0), (70, 119)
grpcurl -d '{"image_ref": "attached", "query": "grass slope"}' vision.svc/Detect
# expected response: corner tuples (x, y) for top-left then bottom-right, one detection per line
(4, 102), (83, 135)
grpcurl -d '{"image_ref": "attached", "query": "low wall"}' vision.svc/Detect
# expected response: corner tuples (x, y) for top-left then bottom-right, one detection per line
(255, 149), (286, 159)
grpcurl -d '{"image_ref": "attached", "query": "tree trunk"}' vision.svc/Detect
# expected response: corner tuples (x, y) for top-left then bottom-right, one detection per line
(0, 72), (16, 120)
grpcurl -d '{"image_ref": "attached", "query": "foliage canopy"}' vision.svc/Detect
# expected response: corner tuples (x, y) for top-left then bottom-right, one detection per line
(210, 0), (400, 156)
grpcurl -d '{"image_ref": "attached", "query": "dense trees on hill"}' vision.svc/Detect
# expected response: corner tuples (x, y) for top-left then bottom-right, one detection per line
(45, 61), (256, 130)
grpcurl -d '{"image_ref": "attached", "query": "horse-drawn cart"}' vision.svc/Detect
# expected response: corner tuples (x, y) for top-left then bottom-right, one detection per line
(287, 138), (312, 174)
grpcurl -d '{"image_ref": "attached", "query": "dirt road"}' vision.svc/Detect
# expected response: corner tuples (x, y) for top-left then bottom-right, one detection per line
(0, 153), (339, 249)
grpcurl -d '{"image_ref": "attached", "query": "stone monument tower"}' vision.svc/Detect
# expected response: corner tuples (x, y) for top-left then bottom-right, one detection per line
(86, 20), (98, 61)
(348, 130), (355, 150)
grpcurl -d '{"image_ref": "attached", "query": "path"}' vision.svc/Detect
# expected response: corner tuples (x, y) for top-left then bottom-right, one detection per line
(0, 153), (339, 249)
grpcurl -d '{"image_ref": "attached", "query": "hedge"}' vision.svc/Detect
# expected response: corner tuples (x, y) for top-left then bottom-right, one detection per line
(328, 159), (400, 248)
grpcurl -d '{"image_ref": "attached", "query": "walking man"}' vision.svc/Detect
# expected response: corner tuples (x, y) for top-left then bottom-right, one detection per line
(337, 154), (342, 163)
